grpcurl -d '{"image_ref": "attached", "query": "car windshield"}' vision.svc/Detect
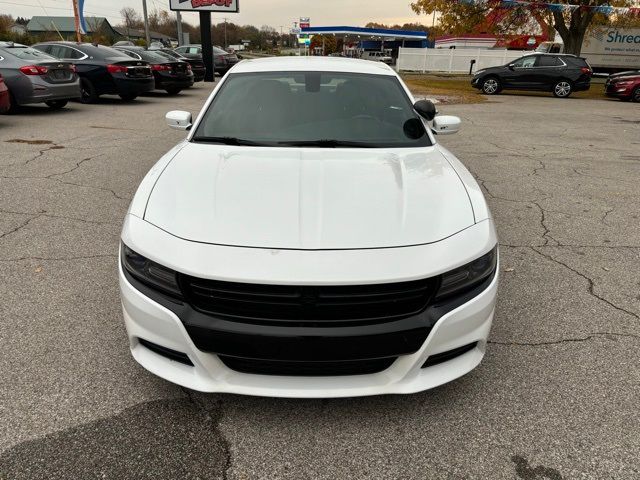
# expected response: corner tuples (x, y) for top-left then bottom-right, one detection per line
(193, 71), (431, 148)
(5, 46), (56, 60)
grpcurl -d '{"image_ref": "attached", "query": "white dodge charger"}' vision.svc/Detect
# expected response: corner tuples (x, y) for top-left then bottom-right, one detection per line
(119, 56), (498, 398)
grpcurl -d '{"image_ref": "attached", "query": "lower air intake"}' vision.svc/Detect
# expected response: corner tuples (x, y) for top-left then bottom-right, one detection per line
(219, 356), (397, 376)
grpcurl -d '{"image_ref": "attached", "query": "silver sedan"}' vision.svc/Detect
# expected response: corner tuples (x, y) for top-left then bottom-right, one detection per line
(0, 41), (80, 112)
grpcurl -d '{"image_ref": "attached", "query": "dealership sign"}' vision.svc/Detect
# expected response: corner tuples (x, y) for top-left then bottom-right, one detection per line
(169, 0), (239, 12)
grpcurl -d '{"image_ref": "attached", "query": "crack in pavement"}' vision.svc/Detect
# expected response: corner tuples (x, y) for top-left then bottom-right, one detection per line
(530, 160), (546, 177)
(0, 209), (120, 227)
(500, 243), (640, 249)
(532, 201), (559, 246)
(531, 247), (640, 320)
(0, 215), (41, 241)
(46, 154), (105, 179)
(180, 388), (233, 480)
(601, 207), (615, 227)
(0, 254), (117, 263)
(489, 331), (640, 347)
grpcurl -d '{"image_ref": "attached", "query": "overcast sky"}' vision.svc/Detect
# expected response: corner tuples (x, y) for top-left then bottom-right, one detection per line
(6, 0), (434, 29)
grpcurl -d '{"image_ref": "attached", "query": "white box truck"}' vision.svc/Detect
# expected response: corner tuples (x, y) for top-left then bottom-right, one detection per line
(537, 28), (640, 73)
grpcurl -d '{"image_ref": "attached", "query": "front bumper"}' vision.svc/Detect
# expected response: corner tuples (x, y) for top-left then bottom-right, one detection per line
(605, 83), (633, 98)
(119, 215), (498, 398)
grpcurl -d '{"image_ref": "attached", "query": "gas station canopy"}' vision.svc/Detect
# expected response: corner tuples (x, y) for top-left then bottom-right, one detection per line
(301, 26), (428, 42)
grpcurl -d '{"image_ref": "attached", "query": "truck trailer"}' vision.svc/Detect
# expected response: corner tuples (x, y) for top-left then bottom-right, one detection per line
(537, 28), (640, 73)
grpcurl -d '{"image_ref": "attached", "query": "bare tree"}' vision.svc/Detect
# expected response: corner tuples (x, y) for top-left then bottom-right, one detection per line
(120, 7), (141, 39)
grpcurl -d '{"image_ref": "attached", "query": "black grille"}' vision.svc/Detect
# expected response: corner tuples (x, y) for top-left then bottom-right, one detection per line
(219, 356), (396, 376)
(180, 277), (437, 326)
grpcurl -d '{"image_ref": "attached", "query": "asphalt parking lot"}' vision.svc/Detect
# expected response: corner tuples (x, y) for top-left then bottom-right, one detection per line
(0, 84), (638, 479)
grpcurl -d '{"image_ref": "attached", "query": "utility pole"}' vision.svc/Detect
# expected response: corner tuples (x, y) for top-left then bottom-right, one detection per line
(142, 0), (151, 47)
(176, 10), (183, 46)
(223, 18), (228, 47)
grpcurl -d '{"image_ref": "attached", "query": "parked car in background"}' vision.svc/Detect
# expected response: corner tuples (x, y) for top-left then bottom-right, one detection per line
(149, 47), (205, 82)
(0, 42), (80, 112)
(472, 53), (592, 98)
(605, 70), (640, 102)
(33, 42), (154, 103)
(361, 50), (393, 65)
(113, 46), (194, 95)
(173, 44), (239, 75)
(0, 72), (10, 113)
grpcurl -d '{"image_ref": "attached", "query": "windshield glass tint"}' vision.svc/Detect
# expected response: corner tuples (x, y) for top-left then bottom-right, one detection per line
(7, 46), (56, 60)
(193, 71), (431, 148)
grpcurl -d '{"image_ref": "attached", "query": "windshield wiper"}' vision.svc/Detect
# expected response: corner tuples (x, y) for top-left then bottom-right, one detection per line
(192, 136), (273, 146)
(277, 139), (377, 148)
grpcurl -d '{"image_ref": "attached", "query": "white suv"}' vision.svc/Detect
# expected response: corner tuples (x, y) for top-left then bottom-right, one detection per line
(361, 50), (394, 64)
(119, 56), (498, 398)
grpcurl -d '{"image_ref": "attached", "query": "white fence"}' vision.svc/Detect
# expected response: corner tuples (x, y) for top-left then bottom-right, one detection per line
(397, 48), (525, 74)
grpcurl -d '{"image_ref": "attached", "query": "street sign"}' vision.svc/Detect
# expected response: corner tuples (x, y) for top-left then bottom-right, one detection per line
(169, 0), (239, 12)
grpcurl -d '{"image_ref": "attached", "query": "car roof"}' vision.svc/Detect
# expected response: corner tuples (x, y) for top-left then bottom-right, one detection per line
(231, 56), (396, 75)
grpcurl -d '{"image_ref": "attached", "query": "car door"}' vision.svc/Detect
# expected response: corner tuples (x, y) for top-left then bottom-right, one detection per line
(502, 55), (537, 89)
(534, 55), (565, 90)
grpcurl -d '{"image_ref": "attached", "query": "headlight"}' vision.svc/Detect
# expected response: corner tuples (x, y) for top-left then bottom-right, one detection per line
(121, 244), (183, 298)
(435, 246), (497, 301)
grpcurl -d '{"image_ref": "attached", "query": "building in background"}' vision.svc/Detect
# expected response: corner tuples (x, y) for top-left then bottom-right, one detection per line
(26, 16), (121, 42)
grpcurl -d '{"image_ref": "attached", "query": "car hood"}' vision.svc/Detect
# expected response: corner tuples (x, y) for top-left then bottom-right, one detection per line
(475, 66), (506, 77)
(143, 143), (475, 250)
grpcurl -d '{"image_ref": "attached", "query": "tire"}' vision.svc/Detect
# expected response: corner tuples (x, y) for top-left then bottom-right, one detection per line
(45, 100), (68, 110)
(553, 80), (572, 98)
(481, 77), (501, 95)
(165, 87), (182, 95)
(79, 78), (98, 104)
(632, 86), (640, 103)
(119, 94), (138, 102)
(5, 91), (19, 114)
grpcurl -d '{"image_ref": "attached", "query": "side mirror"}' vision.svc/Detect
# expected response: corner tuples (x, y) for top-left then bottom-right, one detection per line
(166, 110), (192, 130)
(508, 64), (515, 70)
(413, 99), (437, 121)
(431, 115), (461, 135)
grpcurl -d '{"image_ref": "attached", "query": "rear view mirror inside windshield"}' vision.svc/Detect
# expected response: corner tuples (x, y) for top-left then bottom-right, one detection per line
(305, 72), (321, 93)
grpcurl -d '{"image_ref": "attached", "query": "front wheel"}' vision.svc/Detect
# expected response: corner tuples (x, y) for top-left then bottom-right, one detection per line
(165, 87), (182, 95)
(553, 80), (572, 98)
(45, 100), (68, 110)
(481, 77), (501, 95)
(632, 86), (640, 103)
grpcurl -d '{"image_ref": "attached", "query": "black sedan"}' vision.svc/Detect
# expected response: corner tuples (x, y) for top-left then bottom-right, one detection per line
(32, 42), (154, 103)
(114, 47), (194, 95)
(174, 45), (239, 75)
(471, 53), (592, 98)
(149, 48), (205, 82)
